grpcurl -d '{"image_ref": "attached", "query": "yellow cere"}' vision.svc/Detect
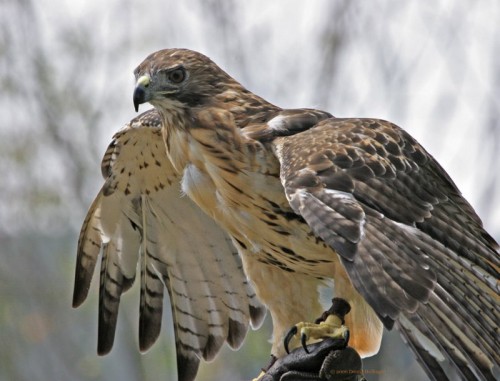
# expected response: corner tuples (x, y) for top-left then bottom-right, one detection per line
(137, 75), (150, 87)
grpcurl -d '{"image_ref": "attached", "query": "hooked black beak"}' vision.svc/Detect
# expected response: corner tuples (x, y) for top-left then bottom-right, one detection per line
(133, 75), (151, 112)
(133, 86), (146, 112)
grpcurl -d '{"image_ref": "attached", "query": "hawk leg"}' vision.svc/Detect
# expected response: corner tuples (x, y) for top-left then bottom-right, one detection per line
(284, 298), (351, 354)
(251, 355), (278, 381)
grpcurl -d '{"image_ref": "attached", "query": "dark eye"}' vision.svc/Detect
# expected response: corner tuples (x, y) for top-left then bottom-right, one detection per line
(168, 68), (186, 84)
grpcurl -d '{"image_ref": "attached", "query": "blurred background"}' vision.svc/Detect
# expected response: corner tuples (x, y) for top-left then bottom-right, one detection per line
(1, 0), (499, 380)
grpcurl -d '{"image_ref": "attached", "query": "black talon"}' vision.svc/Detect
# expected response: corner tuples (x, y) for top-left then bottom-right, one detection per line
(284, 326), (298, 354)
(282, 299), (352, 358)
(343, 329), (350, 347)
(301, 332), (310, 354)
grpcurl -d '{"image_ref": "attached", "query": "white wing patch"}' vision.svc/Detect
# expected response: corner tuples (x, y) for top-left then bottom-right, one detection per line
(267, 114), (287, 131)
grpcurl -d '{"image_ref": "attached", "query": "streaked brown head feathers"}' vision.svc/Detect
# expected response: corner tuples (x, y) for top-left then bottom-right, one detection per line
(133, 48), (279, 127)
(134, 48), (241, 109)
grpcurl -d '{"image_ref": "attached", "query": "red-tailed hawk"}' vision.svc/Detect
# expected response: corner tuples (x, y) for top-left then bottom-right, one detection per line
(74, 48), (499, 381)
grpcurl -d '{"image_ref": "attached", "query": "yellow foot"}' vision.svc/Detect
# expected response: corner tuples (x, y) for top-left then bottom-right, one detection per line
(284, 297), (351, 354)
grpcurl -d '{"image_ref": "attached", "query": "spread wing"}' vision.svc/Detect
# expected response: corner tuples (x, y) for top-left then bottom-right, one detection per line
(73, 110), (266, 381)
(272, 117), (499, 381)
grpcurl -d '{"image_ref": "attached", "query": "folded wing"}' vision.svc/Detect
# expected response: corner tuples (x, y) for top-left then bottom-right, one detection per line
(273, 117), (499, 381)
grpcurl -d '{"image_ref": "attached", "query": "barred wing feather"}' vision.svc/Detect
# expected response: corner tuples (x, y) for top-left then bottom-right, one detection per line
(273, 117), (499, 381)
(73, 110), (265, 381)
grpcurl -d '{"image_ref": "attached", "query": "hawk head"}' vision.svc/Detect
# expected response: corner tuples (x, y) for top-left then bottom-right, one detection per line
(133, 48), (237, 112)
